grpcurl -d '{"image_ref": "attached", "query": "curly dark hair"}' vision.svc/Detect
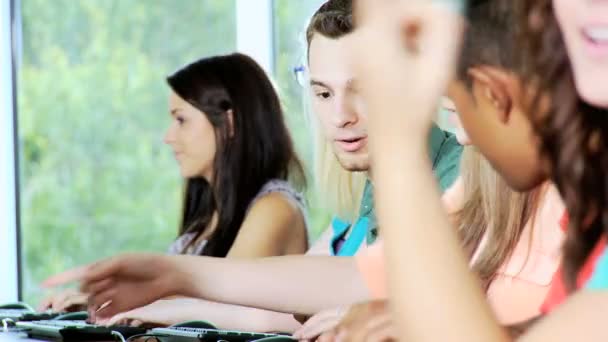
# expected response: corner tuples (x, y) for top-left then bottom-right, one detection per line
(517, 0), (608, 290)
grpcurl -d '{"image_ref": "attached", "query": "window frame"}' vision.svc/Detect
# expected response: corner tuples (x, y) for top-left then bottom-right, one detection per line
(235, 0), (274, 74)
(0, 0), (21, 303)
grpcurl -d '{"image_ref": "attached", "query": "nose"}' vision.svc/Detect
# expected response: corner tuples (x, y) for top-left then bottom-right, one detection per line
(331, 90), (359, 128)
(163, 123), (176, 145)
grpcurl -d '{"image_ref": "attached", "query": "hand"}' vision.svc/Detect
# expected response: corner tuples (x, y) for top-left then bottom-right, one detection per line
(292, 307), (348, 341)
(42, 253), (187, 319)
(96, 298), (197, 328)
(348, 0), (464, 135)
(38, 289), (88, 313)
(318, 300), (396, 342)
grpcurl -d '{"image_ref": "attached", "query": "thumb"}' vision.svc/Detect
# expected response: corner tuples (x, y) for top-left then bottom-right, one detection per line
(104, 311), (131, 326)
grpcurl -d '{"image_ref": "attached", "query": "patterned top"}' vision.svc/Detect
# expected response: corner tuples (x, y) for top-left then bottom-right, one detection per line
(167, 179), (307, 256)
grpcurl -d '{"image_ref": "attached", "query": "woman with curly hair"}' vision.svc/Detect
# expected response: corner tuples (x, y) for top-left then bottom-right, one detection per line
(349, 0), (608, 341)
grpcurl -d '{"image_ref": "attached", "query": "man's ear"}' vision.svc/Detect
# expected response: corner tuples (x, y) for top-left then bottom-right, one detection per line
(468, 66), (513, 123)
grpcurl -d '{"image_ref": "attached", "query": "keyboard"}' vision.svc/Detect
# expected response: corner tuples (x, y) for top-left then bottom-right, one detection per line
(0, 309), (61, 322)
(0, 309), (33, 320)
(150, 327), (293, 342)
(16, 320), (147, 341)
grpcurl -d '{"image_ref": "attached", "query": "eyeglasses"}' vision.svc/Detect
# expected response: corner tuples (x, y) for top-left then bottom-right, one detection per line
(293, 64), (307, 87)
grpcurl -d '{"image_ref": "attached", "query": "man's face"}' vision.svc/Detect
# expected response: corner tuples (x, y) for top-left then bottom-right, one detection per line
(308, 34), (370, 172)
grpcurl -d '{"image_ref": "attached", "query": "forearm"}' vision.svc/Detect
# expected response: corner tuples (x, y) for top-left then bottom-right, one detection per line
(372, 131), (509, 342)
(173, 299), (302, 333)
(172, 255), (370, 315)
(518, 291), (608, 342)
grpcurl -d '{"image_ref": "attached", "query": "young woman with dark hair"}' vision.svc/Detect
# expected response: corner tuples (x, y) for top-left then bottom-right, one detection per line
(40, 53), (309, 332)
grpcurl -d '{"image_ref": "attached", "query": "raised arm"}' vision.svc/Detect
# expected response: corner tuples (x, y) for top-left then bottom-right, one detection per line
(348, 1), (508, 341)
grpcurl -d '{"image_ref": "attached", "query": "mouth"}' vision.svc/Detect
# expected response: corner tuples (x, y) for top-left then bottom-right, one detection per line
(335, 136), (368, 153)
(581, 26), (608, 57)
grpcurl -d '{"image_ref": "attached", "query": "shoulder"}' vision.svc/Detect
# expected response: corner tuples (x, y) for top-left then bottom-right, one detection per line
(229, 187), (307, 256)
(249, 190), (301, 216)
(244, 187), (305, 235)
(254, 179), (306, 210)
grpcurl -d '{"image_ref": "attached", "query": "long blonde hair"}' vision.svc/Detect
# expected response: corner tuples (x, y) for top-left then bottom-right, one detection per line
(456, 147), (541, 289)
(305, 0), (366, 222)
(312, 127), (367, 222)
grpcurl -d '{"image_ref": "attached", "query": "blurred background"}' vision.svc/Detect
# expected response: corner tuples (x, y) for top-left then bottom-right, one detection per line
(2, 0), (455, 305)
(11, 0), (325, 305)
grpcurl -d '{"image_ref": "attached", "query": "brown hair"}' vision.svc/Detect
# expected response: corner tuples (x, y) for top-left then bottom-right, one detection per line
(453, 0), (542, 289)
(305, 0), (366, 221)
(457, 0), (517, 87)
(456, 147), (540, 289)
(517, 0), (608, 289)
(306, 0), (353, 50)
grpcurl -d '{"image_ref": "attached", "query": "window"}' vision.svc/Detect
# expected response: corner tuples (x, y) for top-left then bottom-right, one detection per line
(273, 0), (330, 237)
(17, 0), (236, 304)
(273, 0), (323, 163)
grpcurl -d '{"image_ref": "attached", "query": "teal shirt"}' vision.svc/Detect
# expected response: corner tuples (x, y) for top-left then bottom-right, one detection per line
(331, 124), (463, 254)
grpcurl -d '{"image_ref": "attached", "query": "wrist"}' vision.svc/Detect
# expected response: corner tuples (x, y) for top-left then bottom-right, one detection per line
(159, 255), (192, 298)
(369, 124), (430, 157)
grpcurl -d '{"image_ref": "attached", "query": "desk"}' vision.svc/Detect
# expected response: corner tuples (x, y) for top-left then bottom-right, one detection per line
(0, 332), (115, 342)
(0, 332), (43, 342)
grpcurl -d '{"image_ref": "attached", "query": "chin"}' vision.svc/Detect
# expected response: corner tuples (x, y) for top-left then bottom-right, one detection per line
(503, 173), (546, 193)
(337, 157), (370, 172)
(180, 169), (197, 179)
(579, 90), (608, 109)
(575, 74), (608, 109)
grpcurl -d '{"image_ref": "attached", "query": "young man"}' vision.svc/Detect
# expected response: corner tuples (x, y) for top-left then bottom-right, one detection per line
(43, 0), (462, 331)
(307, 0), (461, 257)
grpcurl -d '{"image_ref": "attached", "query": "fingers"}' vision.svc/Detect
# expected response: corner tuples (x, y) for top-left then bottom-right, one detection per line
(42, 256), (123, 290)
(295, 315), (342, 340)
(317, 330), (337, 342)
(38, 289), (86, 313)
(82, 257), (125, 286)
(365, 323), (397, 342)
(343, 314), (393, 342)
(42, 265), (90, 288)
(353, 0), (397, 26)
(89, 290), (118, 318)
(104, 311), (131, 326)
(416, 5), (464, 85)
(52, 290), (87, 312)
(293, 309), (344, 340)
(82, 278), (114, 300)
(60, 293), (89, 312)
(38, 296), (53, 312)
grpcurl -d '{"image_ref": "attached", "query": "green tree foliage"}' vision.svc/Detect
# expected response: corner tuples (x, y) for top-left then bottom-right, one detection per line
(18, 0), (330, 305)
(18, 0), (236, 304)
